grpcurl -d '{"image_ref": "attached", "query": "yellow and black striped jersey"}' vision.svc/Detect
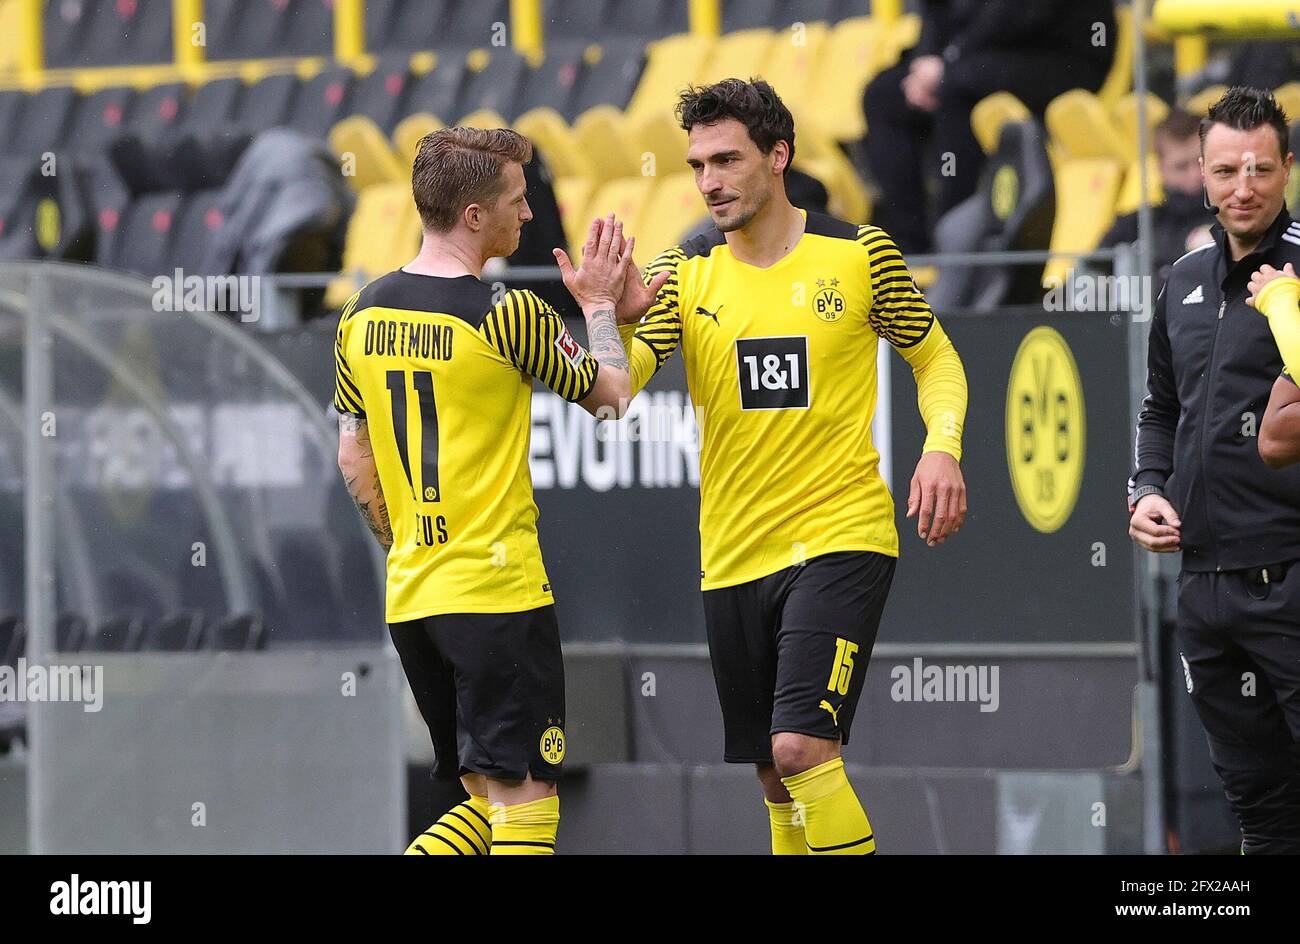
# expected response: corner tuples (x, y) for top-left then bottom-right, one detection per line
(622, 210), (967, 590)
(334, 270), (598, 621)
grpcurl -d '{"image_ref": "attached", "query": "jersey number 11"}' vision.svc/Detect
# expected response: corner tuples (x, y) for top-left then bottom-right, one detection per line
(385, 369), (441, 503)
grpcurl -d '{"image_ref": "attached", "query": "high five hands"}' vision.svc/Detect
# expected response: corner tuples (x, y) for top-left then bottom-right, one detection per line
(553, 215), (670, 324)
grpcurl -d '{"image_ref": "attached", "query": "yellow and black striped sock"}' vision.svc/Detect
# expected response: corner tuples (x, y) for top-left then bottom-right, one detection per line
(765, 798), (809, 855)
(490, 794), (559, 855)
(404, 794), (492, 855)
(781, 757), (876, 855)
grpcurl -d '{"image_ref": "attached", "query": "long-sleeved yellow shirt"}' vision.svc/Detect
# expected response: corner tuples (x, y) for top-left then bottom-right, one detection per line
(620, 211), (968, 590)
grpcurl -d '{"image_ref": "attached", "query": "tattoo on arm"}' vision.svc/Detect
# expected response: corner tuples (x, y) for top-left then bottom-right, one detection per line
(340, 416), (393, 551)
(586, 307), (629, 373)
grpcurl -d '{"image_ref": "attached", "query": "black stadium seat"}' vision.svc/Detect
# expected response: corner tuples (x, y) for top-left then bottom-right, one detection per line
(238, 73), (301, 136)
(366, 0), (451, 52)
(56, 613), (88, 654)
(210, 613), (266, 651)
(169, 188), (229, 274)
(349, 54), (414, 134)
(722, 0), (781, 31)
(404, 55), (468, 122)
(928, 119), (1057, 311)
(64, 86), (138, 156)
(142, 611), (206, 651)
(515, 38), (588, 118)
(0, 615), (21, 667)
(44, 0), (173, 68)
(605, 0), (689, 40)
(458, 49), (530, 120)
(568, 37), (645, 117)
(0, 91), (24, 147)
(97, 191), (184, 275)
(206, 0), (295, 60)
(8, 86), (78, 159)
(41, 0), (96, 69)
(439, 0), (510, 49)
(86, 616), (144, 653)
(287, 66), (355, 140)
(129, 82), (188, 144)
(281, 0), (337, 57)
(178, 78), (245, 141)
(544, 0), (614, 40)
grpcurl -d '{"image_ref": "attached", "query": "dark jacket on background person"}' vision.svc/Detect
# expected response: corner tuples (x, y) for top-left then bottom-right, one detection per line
(1101, 189), (1214, 284)
(1130, 209), (1300, 572)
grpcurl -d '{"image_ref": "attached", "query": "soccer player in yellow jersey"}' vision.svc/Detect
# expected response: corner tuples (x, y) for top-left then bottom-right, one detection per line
(618, 80), (971, 854)
(1251, 261), (1300, 467)
(334, 128), (640, 854)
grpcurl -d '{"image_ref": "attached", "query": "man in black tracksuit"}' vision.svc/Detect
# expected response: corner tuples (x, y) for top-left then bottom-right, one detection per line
(1129, 88), (1300, 853)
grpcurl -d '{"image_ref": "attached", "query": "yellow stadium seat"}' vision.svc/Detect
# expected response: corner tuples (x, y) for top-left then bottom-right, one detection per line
(326, 182), (422, 309)
(627, 33), (715, 123)
(554, 175), (598, 257)
(1097, 4), (1134, 108)
(1273, 82), (1300, 124)
(0, 0), (22, 75)
(796, 154), (872, 224)
(1114, 153), (1164, 217)
(808, 16), (884, 143)
(1184, 84), (1227, 117)
(585, 175), (658, 245)
(1045, 89), (1126, 161)
(514, 106), (596, 180)
(876, 13), (922, 73)
(329, 115), (405, 193)
(393, 112), (443, 168)
(971, 92), (1032, 156)
(697, 28), (776, 86)
(626, 108), (688, 179)
(456, 108), (509, 129)
(572, 105), (643, 182)
(763, 21), (830, 117)
(636, 172), (707, 258)
(1112, 92), (1170, 158)
(1043, 159), (1125, 286)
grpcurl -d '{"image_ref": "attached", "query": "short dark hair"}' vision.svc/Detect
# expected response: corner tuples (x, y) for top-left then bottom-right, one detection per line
(1153, 108), (1201, 152)
(675, 78), (796, 173)
(411, 127), (532, 232)
(1199, 87), (1291, 159)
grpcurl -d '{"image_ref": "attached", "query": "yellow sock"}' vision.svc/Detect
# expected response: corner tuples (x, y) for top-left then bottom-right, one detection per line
(490, 794), (559, 855)
(781, 757), (876, 855)
(765, 798), (809, 855)
(404, 794), (492, 855)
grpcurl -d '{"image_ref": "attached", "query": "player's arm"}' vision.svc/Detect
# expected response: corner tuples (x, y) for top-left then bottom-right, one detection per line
(333, 311), (392, 551)
(862, 226), (968, 546)
(617, 246), (685, 398)
(551, 215), (637, 416)
(338, 414), (393, 551)
(1128, 286), (1182, 552)
(1248, 264), (1300, 379)
(1260, 372), (1300, 469)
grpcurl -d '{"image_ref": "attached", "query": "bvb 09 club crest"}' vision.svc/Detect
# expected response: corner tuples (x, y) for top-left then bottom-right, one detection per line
(812, 277), (845, 323)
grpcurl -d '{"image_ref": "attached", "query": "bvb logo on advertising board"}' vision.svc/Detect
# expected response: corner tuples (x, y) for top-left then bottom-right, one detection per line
(1005, 326), (1085, 533)
(991, 165), (1018, 221)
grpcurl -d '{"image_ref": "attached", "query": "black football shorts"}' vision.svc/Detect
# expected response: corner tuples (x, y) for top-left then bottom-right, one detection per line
(389, 605), (566, 782)
(703, 551), (897, 763)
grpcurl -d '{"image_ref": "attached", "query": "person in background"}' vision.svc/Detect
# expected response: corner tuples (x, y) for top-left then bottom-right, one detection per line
(862, 0), (1115, 254)
(1101, 109), (1216, 283)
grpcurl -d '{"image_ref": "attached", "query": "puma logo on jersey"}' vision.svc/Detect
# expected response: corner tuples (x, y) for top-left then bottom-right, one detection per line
(818, 699), (841, 725)
(1182, 285), (1204, 304)
(696, 304), (722, 325)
